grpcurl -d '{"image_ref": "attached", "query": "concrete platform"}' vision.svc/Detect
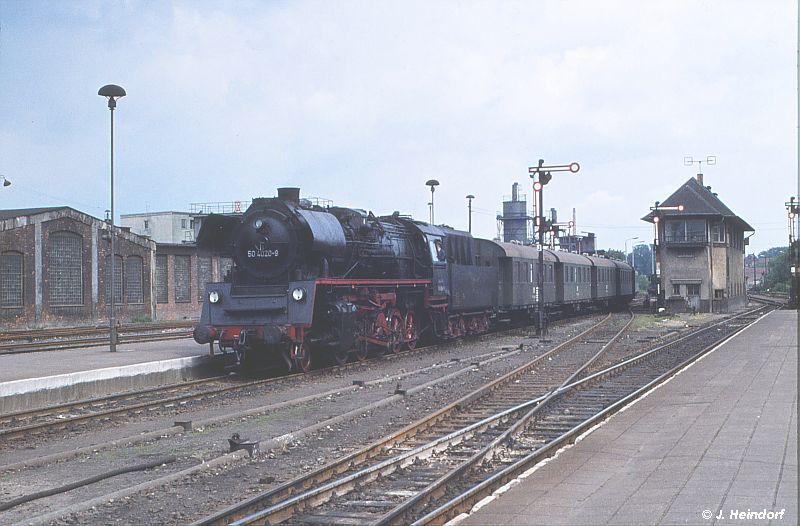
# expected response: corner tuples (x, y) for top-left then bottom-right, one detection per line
(459, 310), (797, 526)
(0, 339), (213, 413)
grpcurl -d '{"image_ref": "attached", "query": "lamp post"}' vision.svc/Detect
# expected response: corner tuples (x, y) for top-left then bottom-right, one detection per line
(631, 242), (646, 276)
(649, 201), (684, 312)
(0, 175), (10, 187)
(624, 236), (639, 267)
(426, 179), (439, 224)
(466, 194), (475, 234)
(98, 84), (126, 352)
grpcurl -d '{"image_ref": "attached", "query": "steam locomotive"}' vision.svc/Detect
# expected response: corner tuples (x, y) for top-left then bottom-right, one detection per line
(193, 188), (635, 371)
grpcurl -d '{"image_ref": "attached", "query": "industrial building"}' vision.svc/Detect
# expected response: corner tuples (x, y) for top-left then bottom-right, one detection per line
(0, 207), (235, 329)
(0, 207), (155, 328)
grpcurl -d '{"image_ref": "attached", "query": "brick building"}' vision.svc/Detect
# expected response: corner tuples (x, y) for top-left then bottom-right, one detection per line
(121, 210), (232, 321)
(152, 243), (231, 321)
(642, 175), (754, 313)
(0, 207), (156, 328)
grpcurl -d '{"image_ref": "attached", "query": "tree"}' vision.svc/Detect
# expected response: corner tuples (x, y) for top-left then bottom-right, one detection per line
(761, 247), (791, 292)
(605, 249), (625, 261)
(759, 246), (788, 259)
(631, 244), (652, 277)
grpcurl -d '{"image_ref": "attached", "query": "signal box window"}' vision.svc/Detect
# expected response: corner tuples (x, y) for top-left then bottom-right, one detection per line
(687, 284), (700, 296)
(672, 284), (681, 296)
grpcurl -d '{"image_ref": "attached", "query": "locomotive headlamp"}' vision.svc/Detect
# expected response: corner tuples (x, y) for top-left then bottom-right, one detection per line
(254, 219), (264, 229)
(209, 290), (221, 304)
(292, 287), (306, 302)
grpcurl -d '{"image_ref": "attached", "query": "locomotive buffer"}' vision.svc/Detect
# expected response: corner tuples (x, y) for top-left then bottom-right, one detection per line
(529, 159), (580, 334)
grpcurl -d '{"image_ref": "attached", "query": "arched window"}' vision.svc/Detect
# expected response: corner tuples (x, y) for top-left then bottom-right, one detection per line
(0, 251), (23, 308)
(126, 256), (144, 304)
(220, 257), (233, 281)
(174, 255), (191, 303)
(197, 256), (212, 302)
(48, 231), (83, 306)
(105, 255), (124, 304)
(155, 255), (168, 304)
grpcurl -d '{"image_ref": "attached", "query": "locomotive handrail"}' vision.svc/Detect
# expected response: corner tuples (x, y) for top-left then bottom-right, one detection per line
(315, 278), (432, 286)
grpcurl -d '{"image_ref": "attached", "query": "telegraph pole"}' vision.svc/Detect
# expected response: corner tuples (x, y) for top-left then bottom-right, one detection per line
(649, 201), (685, 312)
(529, 159), (580, 335)
(786, 197), (799, 308)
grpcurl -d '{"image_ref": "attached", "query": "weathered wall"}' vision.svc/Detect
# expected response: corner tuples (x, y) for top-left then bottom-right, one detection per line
(0, 209), (155, 329)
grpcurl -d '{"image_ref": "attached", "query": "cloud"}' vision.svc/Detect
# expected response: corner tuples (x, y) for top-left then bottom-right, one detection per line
(0, 0), (795, 253)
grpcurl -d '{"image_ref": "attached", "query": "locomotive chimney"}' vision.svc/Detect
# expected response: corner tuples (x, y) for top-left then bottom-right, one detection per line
(278, 187), (300, 203)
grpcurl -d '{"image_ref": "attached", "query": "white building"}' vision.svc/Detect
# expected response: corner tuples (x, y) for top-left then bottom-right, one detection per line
(120, 212), (196, 244)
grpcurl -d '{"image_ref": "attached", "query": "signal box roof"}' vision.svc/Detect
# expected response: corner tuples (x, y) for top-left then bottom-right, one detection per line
(641, 177), (753, 231)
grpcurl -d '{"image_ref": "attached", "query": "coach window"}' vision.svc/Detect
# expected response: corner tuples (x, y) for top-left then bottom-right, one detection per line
(0, 251), (23, 308)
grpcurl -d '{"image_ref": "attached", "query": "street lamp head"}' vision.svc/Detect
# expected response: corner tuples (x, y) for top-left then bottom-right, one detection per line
(98, 84), (126, 109)
(426, 179), (440, 189)
(1, 176), (10, 187)
(466, 194), (474, 200)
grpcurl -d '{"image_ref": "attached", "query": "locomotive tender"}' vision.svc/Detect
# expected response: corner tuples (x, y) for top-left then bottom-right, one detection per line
(193, 188), (635, 371)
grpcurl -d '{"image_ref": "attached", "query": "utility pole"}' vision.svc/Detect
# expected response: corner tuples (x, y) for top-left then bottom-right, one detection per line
(650, 201), (684, 312)
(786, 197), (799, 308)
(466, 194), (475, 234)
(528, 159), (580, 335)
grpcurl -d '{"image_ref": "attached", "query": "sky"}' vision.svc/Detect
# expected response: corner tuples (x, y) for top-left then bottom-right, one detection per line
(0, 0), (797, 255)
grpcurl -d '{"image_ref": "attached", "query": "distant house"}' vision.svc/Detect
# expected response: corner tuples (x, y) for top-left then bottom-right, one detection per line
(120, 211), (196, 244)
(642, 175), (754, 313)
(744, 254), (770, 288)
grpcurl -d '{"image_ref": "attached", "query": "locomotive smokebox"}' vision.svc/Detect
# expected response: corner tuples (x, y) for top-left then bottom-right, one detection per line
(278, 187), (301, 203)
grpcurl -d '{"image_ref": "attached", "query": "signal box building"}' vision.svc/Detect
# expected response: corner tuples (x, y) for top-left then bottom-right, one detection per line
(642, 175), (753, 313)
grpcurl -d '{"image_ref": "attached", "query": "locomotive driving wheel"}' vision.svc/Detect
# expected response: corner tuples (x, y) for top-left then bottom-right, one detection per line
(403, 310), (418, 350)
(334, 346), (349, 366)
(292, 342), (312, 373)
(355, 317), (372, 362)
(388, 311), (403, 355)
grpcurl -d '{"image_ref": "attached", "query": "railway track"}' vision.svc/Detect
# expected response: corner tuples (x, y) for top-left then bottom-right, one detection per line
(0, 374), (291, 442)
(0, 322), (543, 444)
(0, 321), (194, 355)
(0, 322), (595, 524)
(0, 313), (597, 444)
(749, 292), (789, 308)
(194, 305), (771, 526)
(191, 311), (632, 526)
